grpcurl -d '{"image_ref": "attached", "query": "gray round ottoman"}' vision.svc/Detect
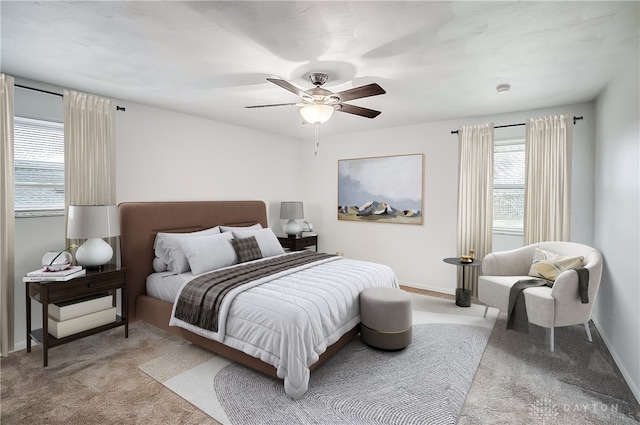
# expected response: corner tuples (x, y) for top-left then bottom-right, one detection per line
(360, 287), (412, 350)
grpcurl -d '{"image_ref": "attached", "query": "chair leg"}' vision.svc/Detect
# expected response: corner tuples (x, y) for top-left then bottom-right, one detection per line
(549, 327), (555, 352)
(584, 322), (593, 343)
(483, 306), (488, 318)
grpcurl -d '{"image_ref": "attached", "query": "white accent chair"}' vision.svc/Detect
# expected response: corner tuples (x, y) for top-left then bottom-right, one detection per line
(478, 241), (603, 351)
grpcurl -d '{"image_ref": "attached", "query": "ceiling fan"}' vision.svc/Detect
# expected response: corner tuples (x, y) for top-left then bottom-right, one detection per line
(245, 73), (386, 124)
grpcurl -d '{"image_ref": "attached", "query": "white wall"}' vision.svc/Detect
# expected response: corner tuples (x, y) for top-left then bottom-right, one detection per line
(593, 48), (640, 402)
(14, 85), (63, 122)
(300, 102), (596, 294)
(115, 100), (305, 230)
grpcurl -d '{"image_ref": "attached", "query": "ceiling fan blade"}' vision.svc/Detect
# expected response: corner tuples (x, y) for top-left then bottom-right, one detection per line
(336, 103), (382, 119)
(245, 103), (299, 109)
(266, 78), (307, 97)
(332, 83), (386, 102)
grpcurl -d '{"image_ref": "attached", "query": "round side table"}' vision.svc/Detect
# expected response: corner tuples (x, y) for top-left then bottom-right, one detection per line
(443, 257), (483, 307)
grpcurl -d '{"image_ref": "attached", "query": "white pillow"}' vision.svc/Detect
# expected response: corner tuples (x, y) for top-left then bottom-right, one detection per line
(154, 226), (221, 273)
(220, 223), (262, 233)
(180, 232), (237, 275)
(152, 257), (167, 273)
(232, 228), (285, 258)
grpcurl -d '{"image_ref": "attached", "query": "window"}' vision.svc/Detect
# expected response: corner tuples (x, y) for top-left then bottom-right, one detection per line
(14, 117), (65, 217)
(493, 138), (525, 234)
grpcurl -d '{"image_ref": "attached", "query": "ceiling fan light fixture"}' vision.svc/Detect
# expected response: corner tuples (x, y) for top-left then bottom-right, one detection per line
(300, 104), (334, 124)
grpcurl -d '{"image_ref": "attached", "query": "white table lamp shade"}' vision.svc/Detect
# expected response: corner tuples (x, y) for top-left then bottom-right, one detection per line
(280, 201), (304, 236)
(67, 205), (120, 267)
(67, 205), (120, 239)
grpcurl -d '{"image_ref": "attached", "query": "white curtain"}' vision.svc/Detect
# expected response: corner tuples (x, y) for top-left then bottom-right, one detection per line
(0, 74), (15, 357)
(523, 115), (573, 244)
(63, 90), (117, 258)
(457, 124), (494, 296)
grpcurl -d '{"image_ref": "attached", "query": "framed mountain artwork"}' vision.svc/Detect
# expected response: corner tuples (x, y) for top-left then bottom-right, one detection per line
(338, 153), (424, 225)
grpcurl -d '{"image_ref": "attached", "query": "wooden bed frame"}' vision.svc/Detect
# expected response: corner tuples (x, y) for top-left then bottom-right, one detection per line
(118, 200), (359, 379)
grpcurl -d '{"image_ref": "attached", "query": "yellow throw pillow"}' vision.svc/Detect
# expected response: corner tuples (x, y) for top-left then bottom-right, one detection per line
(528, 248), (584, 282)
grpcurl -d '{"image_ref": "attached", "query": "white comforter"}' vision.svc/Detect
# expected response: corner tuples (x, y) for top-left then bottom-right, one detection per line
(169, 254), (398, 399)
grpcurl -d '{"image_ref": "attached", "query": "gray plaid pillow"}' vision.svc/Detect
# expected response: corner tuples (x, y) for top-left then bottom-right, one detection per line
(231, 236), (263, 263)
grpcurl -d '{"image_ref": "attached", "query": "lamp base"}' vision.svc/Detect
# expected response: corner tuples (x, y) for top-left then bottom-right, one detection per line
(75, 238), (113, 268)
(284, 219), (301, 237)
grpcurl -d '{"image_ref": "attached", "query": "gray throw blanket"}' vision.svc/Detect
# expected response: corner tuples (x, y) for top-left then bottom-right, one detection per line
(174, 251), (335, 332)
(506, 279), (550, 333)
(506, 267), (590, 333)
(576, 267), (590, 303)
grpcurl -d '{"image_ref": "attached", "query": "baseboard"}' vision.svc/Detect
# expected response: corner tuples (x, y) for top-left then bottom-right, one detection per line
(591, 317), (640, 404)
(399, 281), (455, 296)
(12, 340), (27, 353)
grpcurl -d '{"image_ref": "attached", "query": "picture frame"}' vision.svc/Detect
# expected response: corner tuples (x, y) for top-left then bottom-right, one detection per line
(338, 153), (424, 225)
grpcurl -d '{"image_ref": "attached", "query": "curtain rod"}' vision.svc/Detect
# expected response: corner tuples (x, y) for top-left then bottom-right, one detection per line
(450, 116), (583, 135)
(15, 84), (126, 111)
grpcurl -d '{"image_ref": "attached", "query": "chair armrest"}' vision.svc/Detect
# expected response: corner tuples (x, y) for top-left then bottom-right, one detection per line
(550, 269), (581, 302)
(550, 265), (601, 326)
(482, 245), (535, 276)
(551, 264), (600, 306)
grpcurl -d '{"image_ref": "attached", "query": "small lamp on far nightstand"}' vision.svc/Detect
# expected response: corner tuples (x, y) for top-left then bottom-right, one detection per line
(280, 201), (304, 237)
(67, 205), (120, 269)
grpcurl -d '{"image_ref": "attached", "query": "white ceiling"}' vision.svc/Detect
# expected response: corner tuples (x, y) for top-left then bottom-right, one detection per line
(2, 1), (638, 139)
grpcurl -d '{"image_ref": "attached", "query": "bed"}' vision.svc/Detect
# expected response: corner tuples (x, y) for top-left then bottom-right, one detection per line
(119, 200), (398, 398)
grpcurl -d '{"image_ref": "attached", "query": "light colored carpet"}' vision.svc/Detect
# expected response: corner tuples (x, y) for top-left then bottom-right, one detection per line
(139, 294), (496, 425)
(1, 321), (218, 424)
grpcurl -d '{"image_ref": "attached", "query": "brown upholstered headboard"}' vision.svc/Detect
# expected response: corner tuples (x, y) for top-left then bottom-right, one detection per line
(118, 200), (268, 321)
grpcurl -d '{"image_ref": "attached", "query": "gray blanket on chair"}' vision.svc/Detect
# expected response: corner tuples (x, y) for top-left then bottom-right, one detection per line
(506, 268), (590, 333)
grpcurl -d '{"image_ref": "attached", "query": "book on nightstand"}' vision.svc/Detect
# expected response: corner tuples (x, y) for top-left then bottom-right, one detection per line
(49, 294), (113, 322)
(27, 266), (83, 277)
(47, 307), (117, 339)
(23, 268), (86, 282)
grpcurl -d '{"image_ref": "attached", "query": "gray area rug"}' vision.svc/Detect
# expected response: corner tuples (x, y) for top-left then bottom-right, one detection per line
(214, 323), (491, 425)
(459, 315), (640, 425)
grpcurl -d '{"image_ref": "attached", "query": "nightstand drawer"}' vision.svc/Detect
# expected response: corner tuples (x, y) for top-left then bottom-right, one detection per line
(28, 268), (126, 303)
(297, 238), (316, 248)
(277, 235), (318, 252)
(48, 273), (124, 302)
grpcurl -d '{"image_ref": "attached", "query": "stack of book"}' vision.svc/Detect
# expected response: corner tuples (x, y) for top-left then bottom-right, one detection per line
(23, 266), (86, 282)
(47, 294), (116, 339)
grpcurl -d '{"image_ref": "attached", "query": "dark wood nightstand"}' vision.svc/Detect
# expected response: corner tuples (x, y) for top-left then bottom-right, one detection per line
(25, 265), (128, 366)
(278, 235), (318, 252)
